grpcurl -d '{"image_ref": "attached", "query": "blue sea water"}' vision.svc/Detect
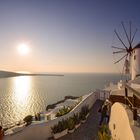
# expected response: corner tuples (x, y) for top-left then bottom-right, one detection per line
(0, 73), (122, 127)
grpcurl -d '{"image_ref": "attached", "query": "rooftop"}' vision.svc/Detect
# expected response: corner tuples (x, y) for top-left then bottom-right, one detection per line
(133, 43), (140, 50)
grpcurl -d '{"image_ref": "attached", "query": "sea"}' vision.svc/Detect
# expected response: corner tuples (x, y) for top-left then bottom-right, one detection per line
(0, 73), (122, 127)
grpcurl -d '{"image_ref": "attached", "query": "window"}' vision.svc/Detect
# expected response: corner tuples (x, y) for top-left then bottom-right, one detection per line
(134, 55), (136, 60)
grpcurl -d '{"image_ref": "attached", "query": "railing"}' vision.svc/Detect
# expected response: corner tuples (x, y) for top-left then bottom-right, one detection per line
(124, 84), (140, 122)
(95, 89), (110, 100)
(109, 83), (140, 122)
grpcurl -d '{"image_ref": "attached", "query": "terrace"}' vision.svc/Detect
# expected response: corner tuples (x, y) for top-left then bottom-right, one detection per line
(4, 92), (104, 140)
(55, 100), (103, 140)
(108, 83), (140, 140)
(4, 83), (140, 140)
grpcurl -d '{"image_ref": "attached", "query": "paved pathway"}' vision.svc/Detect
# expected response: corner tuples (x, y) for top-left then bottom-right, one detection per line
(58, 100), (103, 140)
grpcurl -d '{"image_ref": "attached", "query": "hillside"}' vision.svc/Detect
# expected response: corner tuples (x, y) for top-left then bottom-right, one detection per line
(0, 70), (64, 78)
(0, 70), (20, 78)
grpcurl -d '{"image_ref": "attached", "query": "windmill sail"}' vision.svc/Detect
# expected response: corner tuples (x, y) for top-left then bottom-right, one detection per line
(112, 22), (138, 76)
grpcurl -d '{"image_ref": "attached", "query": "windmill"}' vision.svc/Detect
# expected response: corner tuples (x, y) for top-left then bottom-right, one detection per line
(112, 21), (138, 76)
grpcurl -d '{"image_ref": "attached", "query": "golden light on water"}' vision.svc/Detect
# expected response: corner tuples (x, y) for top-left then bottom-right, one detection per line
(13, 76), (31, 104)
(11, 76), (33, 120)
(12, 76), (32, 114)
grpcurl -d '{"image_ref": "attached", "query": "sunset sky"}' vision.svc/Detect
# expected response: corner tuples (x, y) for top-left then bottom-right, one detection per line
(0, 0), (140, 73)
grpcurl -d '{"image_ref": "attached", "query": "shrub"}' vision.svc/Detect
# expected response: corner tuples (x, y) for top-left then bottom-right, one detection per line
(61, 119), (68, 131)
(51, 124), (58, 134)
(97, 124), (111, 140)
(79, 111), (86, 121)
(23, 115), (33, 125)
(79, 105), (89, 120)
(67, 117), (75, 130)
(55, 106), (72, 117)
(51, 119), (68, 134)
(73, 114), (80, 125)
(82, 105), (89, 115)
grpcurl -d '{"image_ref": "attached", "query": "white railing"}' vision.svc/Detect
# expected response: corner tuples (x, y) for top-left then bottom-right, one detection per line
(95, 89), (110, 100)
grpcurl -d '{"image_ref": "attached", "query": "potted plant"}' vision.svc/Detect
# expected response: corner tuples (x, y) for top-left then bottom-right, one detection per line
(97, 124), (111, 140)
(80, 112), (86, 123)
(67, 117), (75, 133)
(51, 119), (68, 139)
(84, 105), (90, 119)
(55, 106), (72, 117)
(73, 114), (81, 129)
(80, 106), (89, 123)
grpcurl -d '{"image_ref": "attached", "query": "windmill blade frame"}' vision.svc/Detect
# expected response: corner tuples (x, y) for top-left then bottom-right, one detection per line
(114, 53), (128, 64)
(112, 46), (126, 50)
(112, 22), (138, 78)
(121, 53), (129, 79)
(113, 50), (127, 54)
(131, 28), (138, 44)
(129, 21), (132, 44)
(114, 29), (128, 50)
(121, 22), (131, 46)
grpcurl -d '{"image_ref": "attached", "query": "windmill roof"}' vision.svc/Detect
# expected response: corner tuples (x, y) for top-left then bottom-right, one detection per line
(133, 43), (140, 50)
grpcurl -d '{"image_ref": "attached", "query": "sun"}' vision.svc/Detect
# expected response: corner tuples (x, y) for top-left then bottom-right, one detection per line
(17, 43), (30, 55)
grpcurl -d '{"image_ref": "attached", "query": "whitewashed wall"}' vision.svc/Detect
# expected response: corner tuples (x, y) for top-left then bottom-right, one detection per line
(109, 103), (135, 140)
(95, 89), (110, 100)
(131, 48), (140, 80)
(4, 92), (97, 140)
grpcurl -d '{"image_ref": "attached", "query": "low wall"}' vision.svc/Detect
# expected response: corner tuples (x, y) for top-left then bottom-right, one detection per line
(109, 103), (135, 140)
(95, 89), (110, 100)
(4, 92), (97, 140)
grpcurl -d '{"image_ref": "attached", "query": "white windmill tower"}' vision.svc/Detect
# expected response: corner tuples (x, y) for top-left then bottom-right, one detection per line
(131, 43), (140, 80)
(112, 22), (140, 80)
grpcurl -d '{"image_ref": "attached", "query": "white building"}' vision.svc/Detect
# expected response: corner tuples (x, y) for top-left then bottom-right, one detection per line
(131, 43), (140, 80)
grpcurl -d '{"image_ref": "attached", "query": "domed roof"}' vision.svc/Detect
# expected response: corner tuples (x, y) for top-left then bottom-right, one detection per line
(133, 43), (140, 50)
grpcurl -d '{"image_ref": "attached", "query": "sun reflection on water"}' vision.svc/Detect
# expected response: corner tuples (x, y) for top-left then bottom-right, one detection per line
(13, 76), (31, 104)
(11, 76), (32, 120)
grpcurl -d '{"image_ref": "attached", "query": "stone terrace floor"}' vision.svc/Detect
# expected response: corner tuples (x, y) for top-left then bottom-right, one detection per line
(57, 100), (103, 140)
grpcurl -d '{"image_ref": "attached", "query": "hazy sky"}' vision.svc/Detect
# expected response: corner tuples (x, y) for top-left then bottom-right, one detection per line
(0, 0), (140, 73)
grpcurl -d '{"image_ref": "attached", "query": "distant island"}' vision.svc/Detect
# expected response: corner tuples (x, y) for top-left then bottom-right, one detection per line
(0, 70), (64, 78)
